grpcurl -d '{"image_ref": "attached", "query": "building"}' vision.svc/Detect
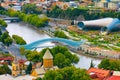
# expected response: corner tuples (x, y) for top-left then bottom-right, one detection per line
(95, 1), (118, 10)
(87, 68), (111, 80)
(107, 76), (120, 80)
(31, 49), (58, 77)
(43, 49), (53, 68)
(95, 2), (118, 10)
(12, 57), (20, 76)
(12, 57), (26, 77)
(0, 56), (13, 65)
(107, 71), (120, 80)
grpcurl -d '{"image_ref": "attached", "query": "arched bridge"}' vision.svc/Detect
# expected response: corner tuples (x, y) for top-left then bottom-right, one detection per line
(21, 38), (85, 50)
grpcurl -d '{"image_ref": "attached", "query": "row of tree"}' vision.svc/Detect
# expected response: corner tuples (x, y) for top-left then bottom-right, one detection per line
(0, 31), (27, 46)
(0, 6), (49, 28)
(54, 30), (68, 38)
(22, 3), (42, 14)
(47, 6), (88, 20)
(12, 35), (26, 45)
(98, 58), (120, 71)
(47, 6), (120, 20)
(20, 46), (79, 68)
(36, 66), (92, 80)
(6, 9), (49, 28)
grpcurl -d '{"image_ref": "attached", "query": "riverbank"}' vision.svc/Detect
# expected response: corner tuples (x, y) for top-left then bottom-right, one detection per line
(70, 49), (103, 60)
(20, 22), (102, 60)
(6, 22), (101, 69)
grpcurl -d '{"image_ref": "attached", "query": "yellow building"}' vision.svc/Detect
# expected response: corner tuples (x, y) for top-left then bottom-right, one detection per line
(31, 49), (58, 77)
(43, 49), (53, 68)
(12, 57), (20, 77)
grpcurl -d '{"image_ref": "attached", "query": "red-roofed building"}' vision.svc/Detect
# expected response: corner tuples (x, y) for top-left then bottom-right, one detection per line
(0, 57), (13, 61)
(107, 76), (120, 80)
(87, 68), (111, 80)
(18, 59), (26, 70)
(0, 57), (13, 65)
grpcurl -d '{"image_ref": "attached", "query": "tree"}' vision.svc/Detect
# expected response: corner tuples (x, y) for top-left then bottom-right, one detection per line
(25, 46), (79, 68)
(7, 9), (19, 17)
(71, 54), (79, 64)
(4, 37), (13, 46)
(2, 64), (11, 74)
(22, 4), (41, 14)
(36, 77), (42, 80)
(20, 46), (25, 56)
(98, 59), (120, 71)
(12, 35), (26, 45)
(54, 53), (66, 68)
(43, 70), (63, 80)
(89, 60), (95, 68)
(0, 6), (5, 10)
(0, 20), (7, 27)
(98, 58), (110, 69)
(0, 32), (9, 42)
(25, 62), (32, 74)
(0, 29), (2, 35)
(0, 32), (13, 46)
(43, 66), (92, 80)
(54, 30), (68, 38)
(0, 64), (11, 74)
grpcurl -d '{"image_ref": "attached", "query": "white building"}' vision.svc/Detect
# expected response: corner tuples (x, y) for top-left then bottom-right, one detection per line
(95, 2), (118, 10)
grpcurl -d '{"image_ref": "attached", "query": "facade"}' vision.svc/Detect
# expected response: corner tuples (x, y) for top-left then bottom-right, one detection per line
(12, 57), (20, 77)
(12, 57), (26, 76)
(95, 2), (118, 10)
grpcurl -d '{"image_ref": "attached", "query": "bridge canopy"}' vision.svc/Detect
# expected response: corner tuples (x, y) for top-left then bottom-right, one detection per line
(20, 37), (85, 50)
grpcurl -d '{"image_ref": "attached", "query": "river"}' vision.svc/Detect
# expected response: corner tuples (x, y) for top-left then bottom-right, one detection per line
(6, 22), (101, 69)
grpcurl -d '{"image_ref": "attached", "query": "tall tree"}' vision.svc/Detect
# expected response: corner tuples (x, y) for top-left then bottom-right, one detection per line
(25, 62), (32, 74)
(89, 60), (95, 68)
(0, 64), (11, 74)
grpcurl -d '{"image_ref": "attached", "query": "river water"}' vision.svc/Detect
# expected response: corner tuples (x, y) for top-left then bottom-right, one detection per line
(6, 22), (101, 69)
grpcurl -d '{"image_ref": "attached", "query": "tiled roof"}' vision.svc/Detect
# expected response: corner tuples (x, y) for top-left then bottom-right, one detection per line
(43, 49), (53, 59)
(0, 57), (13, 61)
(87, 68), (110, 80)
(18, 59), (26, 64)
(107, 76), (120, 80)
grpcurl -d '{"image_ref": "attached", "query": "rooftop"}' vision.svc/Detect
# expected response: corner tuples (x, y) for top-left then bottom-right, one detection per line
(43, 49), (53, 59)
(107, 76), (120, 80)
(87, 68), (110, 80)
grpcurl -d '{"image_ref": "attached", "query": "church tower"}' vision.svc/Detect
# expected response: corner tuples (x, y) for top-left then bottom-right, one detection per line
(12, 56), (20, 77)
(43, 49), (53, 68)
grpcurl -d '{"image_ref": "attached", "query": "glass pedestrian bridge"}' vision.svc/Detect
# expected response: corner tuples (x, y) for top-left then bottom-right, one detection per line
(21, 37), (85, 50)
